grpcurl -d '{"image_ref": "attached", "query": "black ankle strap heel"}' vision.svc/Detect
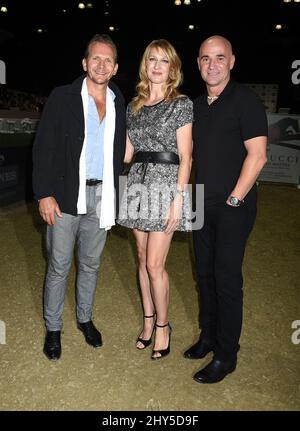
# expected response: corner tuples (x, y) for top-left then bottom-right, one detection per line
(155, 322), (171, 329)
(136, 314), (156, 350)
(151, 322), (172, 360)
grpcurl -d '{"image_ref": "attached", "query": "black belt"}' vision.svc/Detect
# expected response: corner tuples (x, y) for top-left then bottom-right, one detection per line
(133, 151), (179, 183)
(134, 151), (179, 165)
(86, 179), (102, 186)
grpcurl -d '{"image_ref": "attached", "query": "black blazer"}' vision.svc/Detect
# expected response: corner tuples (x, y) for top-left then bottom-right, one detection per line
(32, 75), (126, 216)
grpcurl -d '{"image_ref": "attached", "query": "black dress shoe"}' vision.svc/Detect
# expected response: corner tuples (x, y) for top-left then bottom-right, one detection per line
(77, 321), (102, 348)
(183, 337), (214, 359)
(43, 330), (61, 361)
(193, 358), (236, 384)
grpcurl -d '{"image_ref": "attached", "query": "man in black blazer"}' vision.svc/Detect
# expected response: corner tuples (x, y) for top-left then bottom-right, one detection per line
(32, 34), (126, 361)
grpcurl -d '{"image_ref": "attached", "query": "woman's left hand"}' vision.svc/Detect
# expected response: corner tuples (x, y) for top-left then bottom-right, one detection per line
(164, 195), (183, 234)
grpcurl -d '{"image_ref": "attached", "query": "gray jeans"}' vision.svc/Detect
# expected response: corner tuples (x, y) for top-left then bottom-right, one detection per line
(44, 185), (107, 331)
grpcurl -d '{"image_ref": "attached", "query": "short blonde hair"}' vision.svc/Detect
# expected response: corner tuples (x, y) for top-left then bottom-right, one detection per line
(132, 39), (183, 113)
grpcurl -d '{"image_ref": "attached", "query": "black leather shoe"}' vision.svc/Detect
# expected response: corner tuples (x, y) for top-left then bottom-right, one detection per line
(193, 358), (236, 384)
(43, 330), (61, 361)
(184, 337), (214, 359)
(77, 321), (102, 348)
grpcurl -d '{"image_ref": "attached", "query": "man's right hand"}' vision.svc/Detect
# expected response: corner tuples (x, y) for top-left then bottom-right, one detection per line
(38, 197), (62, 225)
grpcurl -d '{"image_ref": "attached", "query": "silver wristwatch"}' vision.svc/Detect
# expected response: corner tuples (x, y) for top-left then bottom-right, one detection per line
(228, 196), (244, 207)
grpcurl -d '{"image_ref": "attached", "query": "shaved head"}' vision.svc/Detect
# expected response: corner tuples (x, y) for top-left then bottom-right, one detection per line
(200, 35), (233, 56)
(197, 35), (235, 95)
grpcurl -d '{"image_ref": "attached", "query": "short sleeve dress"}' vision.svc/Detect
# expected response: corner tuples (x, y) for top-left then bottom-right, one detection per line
(117, 95), (193, 232)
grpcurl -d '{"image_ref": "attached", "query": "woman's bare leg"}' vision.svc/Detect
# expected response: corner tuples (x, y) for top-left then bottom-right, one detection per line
(146, 231), (174, 358)
(133, 229), (155, 349)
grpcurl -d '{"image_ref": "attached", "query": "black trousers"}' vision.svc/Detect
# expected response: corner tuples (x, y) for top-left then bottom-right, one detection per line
(192, 201), (257, 362)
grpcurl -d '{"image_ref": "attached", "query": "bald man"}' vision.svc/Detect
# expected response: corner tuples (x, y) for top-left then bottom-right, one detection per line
(185, 36), (268, 383)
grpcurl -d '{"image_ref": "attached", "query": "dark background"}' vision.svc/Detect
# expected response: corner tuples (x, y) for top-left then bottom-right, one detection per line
(0, 0), (300, 109)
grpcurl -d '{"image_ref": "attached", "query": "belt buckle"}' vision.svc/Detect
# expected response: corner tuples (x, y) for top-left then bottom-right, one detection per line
(86, 179), (102, 186)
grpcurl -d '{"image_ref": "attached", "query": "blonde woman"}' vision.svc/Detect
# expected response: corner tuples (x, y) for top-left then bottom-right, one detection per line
(118, 39), (193, 360)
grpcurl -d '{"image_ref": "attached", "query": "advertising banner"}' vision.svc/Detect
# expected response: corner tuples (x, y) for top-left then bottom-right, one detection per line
(259, 114), (300, 186)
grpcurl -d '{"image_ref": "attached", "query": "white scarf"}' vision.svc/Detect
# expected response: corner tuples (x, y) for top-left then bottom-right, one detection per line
(77, 78), (116, 230)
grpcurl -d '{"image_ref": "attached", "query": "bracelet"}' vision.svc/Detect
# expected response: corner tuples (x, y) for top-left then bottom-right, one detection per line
(175, 187), (187, 197)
